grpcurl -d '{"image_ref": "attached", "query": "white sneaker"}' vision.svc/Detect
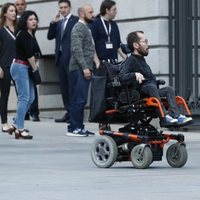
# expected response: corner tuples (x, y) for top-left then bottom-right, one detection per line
(66, 128), (88, 137)
(165, 115), (178, 123)
(178, 114), (193, 124)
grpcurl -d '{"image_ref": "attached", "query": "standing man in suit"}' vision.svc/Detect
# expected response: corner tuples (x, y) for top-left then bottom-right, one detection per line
(15, 0), (40, 122)
(47, 0), (78, 123)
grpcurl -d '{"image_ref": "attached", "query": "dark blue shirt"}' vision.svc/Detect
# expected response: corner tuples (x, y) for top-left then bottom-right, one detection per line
(90, 16), (121, 61)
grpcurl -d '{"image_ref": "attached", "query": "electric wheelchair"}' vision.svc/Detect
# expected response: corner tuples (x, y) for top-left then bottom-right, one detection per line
(90, 51), (193, 169)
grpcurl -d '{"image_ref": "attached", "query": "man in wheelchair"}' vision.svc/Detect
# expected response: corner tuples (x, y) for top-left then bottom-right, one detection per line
(118, 31), (193, 127)
(90, 33), (192, 168)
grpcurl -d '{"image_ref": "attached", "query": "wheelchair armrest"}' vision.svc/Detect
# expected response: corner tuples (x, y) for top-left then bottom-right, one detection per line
(157, 79), (165, 88)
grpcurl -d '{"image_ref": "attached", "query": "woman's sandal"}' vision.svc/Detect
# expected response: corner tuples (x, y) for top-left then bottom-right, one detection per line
(2, 125), (16, 135)
(15, 129), (33, 140)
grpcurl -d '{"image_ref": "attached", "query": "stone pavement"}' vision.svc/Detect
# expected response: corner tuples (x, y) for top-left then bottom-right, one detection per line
(0, 116), (200, 200)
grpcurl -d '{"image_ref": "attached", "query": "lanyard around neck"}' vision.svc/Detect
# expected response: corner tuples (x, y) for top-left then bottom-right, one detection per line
(100, 16), (111, 42)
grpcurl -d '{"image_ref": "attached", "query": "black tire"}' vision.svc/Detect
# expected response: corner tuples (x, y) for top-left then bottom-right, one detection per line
(131, 145), (153, 169)
(166, 143), (188, 168)
(91, 136), (118, 168)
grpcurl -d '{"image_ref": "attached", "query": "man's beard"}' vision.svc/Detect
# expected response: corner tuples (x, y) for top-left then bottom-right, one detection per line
(138, 48), (149, 56)
(84, 15), (94, 23)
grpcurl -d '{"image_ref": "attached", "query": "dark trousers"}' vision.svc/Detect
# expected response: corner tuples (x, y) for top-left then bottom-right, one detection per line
(57, 53), (70, 112)
(28, 84), (39, 116)
(141, 83), (180, 118)
(0, 67), (11, 124)
(68, 70), (90, 132)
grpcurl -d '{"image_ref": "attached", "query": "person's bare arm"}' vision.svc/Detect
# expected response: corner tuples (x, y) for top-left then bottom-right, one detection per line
(28, 56), (37, 71)
(0, 67), (4, 78)
(93, 50), (100, 69)
(118, 47), (127, 60)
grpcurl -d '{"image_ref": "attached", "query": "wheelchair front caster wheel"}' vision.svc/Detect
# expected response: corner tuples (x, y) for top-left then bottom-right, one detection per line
(131, 145), (153, 169)
(166, 143), (188, 168)
(91, 135), (118, 168)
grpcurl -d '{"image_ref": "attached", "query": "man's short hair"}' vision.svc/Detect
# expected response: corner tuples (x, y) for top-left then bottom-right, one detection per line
(15, 0), (26, 3)
(127, 31), (144, 51)
(58, 0), (71, 7)
(100, 0), (116, 16)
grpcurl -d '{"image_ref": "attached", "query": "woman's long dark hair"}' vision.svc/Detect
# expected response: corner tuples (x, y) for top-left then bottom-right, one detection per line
(16, 10), (39, 35)
(0, 3), (17, 28)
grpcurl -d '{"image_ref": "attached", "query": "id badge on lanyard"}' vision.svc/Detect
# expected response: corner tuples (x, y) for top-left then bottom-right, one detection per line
(101, 17), (113, 49)
(106, 41), (113, 49)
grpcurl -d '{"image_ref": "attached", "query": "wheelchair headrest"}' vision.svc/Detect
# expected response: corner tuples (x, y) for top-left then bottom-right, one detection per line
(120, 43), (131, 55)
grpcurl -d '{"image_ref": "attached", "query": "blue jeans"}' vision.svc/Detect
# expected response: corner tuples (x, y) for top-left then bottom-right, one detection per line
(10, 63), (35, 129)
(68, 70), (90, 132)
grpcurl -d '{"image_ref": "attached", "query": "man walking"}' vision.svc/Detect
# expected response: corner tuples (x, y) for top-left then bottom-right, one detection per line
(47, 0), (78, 123)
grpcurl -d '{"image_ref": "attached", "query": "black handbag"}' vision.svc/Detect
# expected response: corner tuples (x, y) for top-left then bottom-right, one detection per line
(89, 75), (107, 122)
(29, 68), (42, 85)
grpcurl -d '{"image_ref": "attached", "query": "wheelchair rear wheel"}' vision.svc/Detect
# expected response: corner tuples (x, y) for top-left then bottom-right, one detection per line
(166, 143), (188, 168)
(131, 145), (153, 169)
(91, 135), (118, 168)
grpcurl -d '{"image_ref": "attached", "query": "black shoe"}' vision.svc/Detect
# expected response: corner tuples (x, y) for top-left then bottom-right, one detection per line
(25, 114), (30, 120)
(15, 129), (33, 140)
(31, 115), (40, 122)
(82, 129), (95, 136)
(66, 128), (88, 137)
(55, 114), (69, 123)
